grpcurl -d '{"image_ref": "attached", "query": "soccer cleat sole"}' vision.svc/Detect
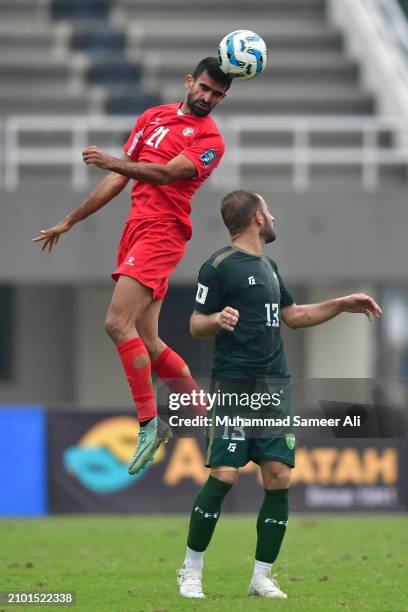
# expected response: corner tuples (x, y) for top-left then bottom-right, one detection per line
(128, 422), (173, 475)
(148, 425), (173, 460)
(248, 586), (287, 599)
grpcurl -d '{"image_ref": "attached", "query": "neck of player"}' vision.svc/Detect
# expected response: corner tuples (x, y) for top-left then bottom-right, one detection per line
(180, 101), (193, 115)
(232, 234), (265, 257)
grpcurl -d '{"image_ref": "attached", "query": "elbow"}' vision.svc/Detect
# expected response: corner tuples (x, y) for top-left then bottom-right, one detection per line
(190, 322), (206, 340)
(190, 318), (200, 339)
(286, 318), (300, 330)
(190, 328), (204, 340)
(156, 177), (170, 185)
(190, 327), (199, 339)
(287, 314), (307, 329)
(158, 169), (173, 185)
(283, 305), (302, 329)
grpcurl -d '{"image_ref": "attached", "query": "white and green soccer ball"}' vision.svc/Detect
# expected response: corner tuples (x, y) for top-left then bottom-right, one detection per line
(218, 30), (267, 80)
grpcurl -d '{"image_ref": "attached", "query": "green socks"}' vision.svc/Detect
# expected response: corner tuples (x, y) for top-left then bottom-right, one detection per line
(187, 475), (232, 552)
(255, 488), (289, 564)
(186, 480), (288, 565)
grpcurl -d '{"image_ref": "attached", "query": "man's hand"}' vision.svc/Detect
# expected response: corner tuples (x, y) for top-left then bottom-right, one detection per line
(339, 294), (383, 321)
(216, 307), (240, 332)
(32, 220), (73, 253)
(82, 146), (114, 170)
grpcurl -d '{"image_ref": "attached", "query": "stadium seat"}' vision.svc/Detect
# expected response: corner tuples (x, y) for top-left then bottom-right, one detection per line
(50, 0), (111, 21)
(87, 60), (142, 87)
(71, 26), (126, 57)
(105, 91), (162, 115)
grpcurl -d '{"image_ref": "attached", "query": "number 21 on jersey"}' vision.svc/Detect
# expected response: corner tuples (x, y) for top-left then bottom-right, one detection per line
(146, 126), (170, 149)
(265, 303), (279, 327)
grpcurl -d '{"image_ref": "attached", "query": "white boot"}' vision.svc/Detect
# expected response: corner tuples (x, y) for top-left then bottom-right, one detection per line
(177, 567), (205, 598)
(248, 572), (287, 599)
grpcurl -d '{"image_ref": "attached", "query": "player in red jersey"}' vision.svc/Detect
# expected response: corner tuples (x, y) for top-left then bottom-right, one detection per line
(33, 57), (233, 474)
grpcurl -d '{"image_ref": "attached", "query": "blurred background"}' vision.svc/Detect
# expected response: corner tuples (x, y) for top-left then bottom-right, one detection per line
(0, 0), (407, 515)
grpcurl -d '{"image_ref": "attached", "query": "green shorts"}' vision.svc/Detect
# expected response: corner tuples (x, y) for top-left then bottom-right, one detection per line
(205, 378), (295, 469)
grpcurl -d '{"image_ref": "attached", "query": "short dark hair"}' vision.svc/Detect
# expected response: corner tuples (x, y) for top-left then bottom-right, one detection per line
(221, 190), (262, 237)
(192, 57), (233, 90)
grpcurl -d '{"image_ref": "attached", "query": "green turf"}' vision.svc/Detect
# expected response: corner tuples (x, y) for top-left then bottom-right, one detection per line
(1, 515), (407, 611)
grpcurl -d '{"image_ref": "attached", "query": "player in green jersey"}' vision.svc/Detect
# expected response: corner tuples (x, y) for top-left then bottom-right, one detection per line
(177, 189), (382, 599)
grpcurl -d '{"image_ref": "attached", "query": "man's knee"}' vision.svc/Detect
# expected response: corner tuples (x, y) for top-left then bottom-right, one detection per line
(210, 467), (239, 486)
(104, 308), (133, 343)
(262, 462), (291, 490)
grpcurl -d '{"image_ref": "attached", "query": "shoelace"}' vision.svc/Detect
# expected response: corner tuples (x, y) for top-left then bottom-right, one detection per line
(182, 570), (202, 591)
(130, 430), (147, 461)
(264, 572), (282, 591)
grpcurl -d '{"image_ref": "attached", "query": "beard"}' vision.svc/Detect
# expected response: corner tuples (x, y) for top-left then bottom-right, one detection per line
(186, 92), (212, 116)
(263, 228), (276, 244)
(260, 215), (276, 243)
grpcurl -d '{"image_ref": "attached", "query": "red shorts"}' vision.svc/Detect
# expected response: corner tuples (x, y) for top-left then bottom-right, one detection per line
(112, 218), (189, 300)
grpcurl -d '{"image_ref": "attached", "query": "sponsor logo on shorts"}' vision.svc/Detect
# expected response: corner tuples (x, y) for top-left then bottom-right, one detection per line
(125, 256), (135, 267)
(183, 127), (194, 136)
(285, 433), (296, 450)
(196, 283), (208, 304)
(248, 276), (256, 285)
(227, 443), (237, 453)
(200, 148), (217, 167)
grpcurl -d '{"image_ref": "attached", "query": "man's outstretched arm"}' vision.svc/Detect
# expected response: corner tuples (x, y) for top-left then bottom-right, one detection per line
(281, 293), (382, 329)
(32, 163), (130, 253)
(82, 146), (197, 185)
(190, 307), (240, 339)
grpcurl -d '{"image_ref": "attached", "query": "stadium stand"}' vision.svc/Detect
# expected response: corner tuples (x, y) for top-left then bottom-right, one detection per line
(0, 0), (98, 115)
(1, 0), (408, 406)
(0, 0), (376, 118)
(115, 0), (374, 116)
(1, 0), (407, 192)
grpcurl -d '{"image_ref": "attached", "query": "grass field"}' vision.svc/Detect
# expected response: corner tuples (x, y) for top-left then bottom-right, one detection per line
(1, 515), (408, 611)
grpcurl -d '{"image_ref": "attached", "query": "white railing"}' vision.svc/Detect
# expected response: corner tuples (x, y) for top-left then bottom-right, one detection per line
(1, 115), (408, 192)
(371, 0), (408, 73)
(329, 0), (408, 126)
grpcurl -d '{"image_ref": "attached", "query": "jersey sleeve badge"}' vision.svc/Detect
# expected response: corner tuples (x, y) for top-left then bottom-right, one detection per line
(196, 283), (209, 304)
(200, 149), (217, 167)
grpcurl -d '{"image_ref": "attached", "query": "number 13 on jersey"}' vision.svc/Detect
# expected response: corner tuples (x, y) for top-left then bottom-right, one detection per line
(265, 303), (279, 327)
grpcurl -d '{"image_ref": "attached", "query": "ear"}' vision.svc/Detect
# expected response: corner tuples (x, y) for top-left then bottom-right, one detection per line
(255, 210), (264, 225)
(185, 74), (194, 90)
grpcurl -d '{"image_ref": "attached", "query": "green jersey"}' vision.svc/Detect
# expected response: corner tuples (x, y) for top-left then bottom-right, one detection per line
(194, 245), (295, 379)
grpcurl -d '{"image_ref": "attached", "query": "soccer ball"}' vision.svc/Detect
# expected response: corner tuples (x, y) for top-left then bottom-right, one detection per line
(218, 30), (267, 80)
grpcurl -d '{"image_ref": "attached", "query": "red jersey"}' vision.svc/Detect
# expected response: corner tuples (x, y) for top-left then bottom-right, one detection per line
(123, 102), (225, 237)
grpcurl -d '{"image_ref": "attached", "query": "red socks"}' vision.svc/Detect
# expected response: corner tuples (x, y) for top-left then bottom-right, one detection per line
(152, 346), (206, 416)
(116, 340), (205, 420)
(116, 337), (157, 422)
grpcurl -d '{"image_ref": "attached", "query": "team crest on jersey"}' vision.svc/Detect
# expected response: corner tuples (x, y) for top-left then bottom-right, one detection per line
(285, 433), (296, 450)
(183, 127), (194, 136)
(196, 283), (209, 304)
(200, 149), (217, 167)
